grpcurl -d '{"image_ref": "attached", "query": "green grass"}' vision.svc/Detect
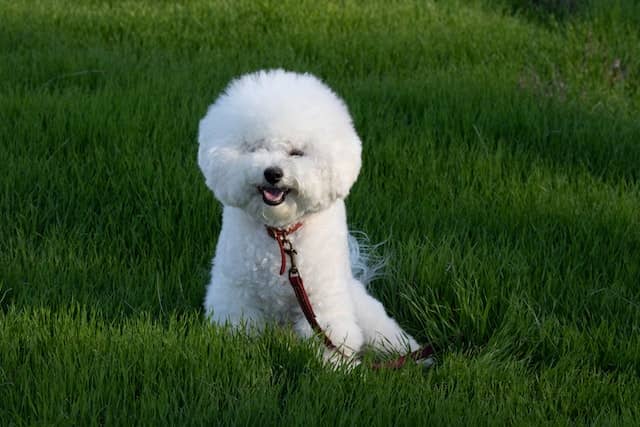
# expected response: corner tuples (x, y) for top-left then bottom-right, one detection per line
(2, 0), (640, 424)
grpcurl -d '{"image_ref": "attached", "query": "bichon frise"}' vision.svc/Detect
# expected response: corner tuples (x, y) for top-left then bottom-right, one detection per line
(198, 69), (422, 365)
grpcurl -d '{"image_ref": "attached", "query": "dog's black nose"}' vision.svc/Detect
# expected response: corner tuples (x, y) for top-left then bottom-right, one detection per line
(264, 166), (284, 184)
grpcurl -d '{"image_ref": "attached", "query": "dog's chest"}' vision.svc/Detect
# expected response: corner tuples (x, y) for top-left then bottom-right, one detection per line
(238, 234), (308, 319)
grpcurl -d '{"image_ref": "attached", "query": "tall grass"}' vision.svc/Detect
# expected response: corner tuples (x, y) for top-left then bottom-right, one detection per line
(1, 0), (639, 424)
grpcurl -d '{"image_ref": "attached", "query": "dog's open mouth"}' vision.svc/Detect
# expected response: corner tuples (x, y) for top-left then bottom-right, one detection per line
(258, 186), (290, 206)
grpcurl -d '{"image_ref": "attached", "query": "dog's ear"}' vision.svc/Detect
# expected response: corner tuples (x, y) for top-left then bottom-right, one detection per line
(197, 145), (218, 192)
(329, 133), (362, 200)
(197, 113), (219, 192)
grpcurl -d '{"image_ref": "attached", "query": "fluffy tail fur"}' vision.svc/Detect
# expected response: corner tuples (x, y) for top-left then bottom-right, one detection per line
(348, 231), (387, 286)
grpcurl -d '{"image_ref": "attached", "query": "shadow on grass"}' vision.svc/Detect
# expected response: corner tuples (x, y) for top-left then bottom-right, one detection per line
(501, 0), (584, 22)
(486, 0), (640, 30)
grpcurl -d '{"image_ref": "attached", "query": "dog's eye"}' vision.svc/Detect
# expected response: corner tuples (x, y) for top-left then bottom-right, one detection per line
(289, 149), (304, 157)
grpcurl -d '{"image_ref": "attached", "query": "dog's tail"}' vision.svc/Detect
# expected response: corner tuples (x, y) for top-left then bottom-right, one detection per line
(348, 231), (387, 286)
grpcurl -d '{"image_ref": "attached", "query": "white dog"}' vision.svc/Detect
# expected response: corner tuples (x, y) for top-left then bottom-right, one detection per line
(198, 69), (421, 364)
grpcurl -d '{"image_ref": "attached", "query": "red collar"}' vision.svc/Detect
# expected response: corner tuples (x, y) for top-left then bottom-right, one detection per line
(266, 222), (303, 238)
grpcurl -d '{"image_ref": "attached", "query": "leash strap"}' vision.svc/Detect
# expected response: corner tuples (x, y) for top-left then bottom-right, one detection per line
(371, 344), (436, 370)
(266, 225), (435, 369)
(267, 225), (336, 350)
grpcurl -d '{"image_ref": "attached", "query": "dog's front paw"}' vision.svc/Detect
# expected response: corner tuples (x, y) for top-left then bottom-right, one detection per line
(322, 347), (361, 370)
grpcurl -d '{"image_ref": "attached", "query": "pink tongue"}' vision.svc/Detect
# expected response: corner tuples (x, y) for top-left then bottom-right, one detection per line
(263, 188), (284, 202)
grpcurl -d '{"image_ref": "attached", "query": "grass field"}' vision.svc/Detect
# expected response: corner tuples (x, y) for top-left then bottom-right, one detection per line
(2, 0), (640, 424)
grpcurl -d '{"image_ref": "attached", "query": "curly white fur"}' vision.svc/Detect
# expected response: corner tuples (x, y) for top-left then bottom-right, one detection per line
(198, 69), (420, 364)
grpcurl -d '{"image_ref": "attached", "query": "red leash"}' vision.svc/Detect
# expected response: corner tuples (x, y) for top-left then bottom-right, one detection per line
(266, 224), (337, 351)
(266, 224), (435, 369)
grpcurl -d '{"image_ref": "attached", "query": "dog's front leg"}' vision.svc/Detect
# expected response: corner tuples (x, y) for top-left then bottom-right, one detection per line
(348, 279), (421, 354)
(292, 290), (364, 366)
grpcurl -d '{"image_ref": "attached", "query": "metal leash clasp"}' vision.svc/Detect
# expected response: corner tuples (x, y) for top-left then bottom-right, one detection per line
(282, 238), (300, 278)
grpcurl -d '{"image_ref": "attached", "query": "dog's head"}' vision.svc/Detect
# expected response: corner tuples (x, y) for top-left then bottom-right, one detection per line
(198, 70), (362, 227)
